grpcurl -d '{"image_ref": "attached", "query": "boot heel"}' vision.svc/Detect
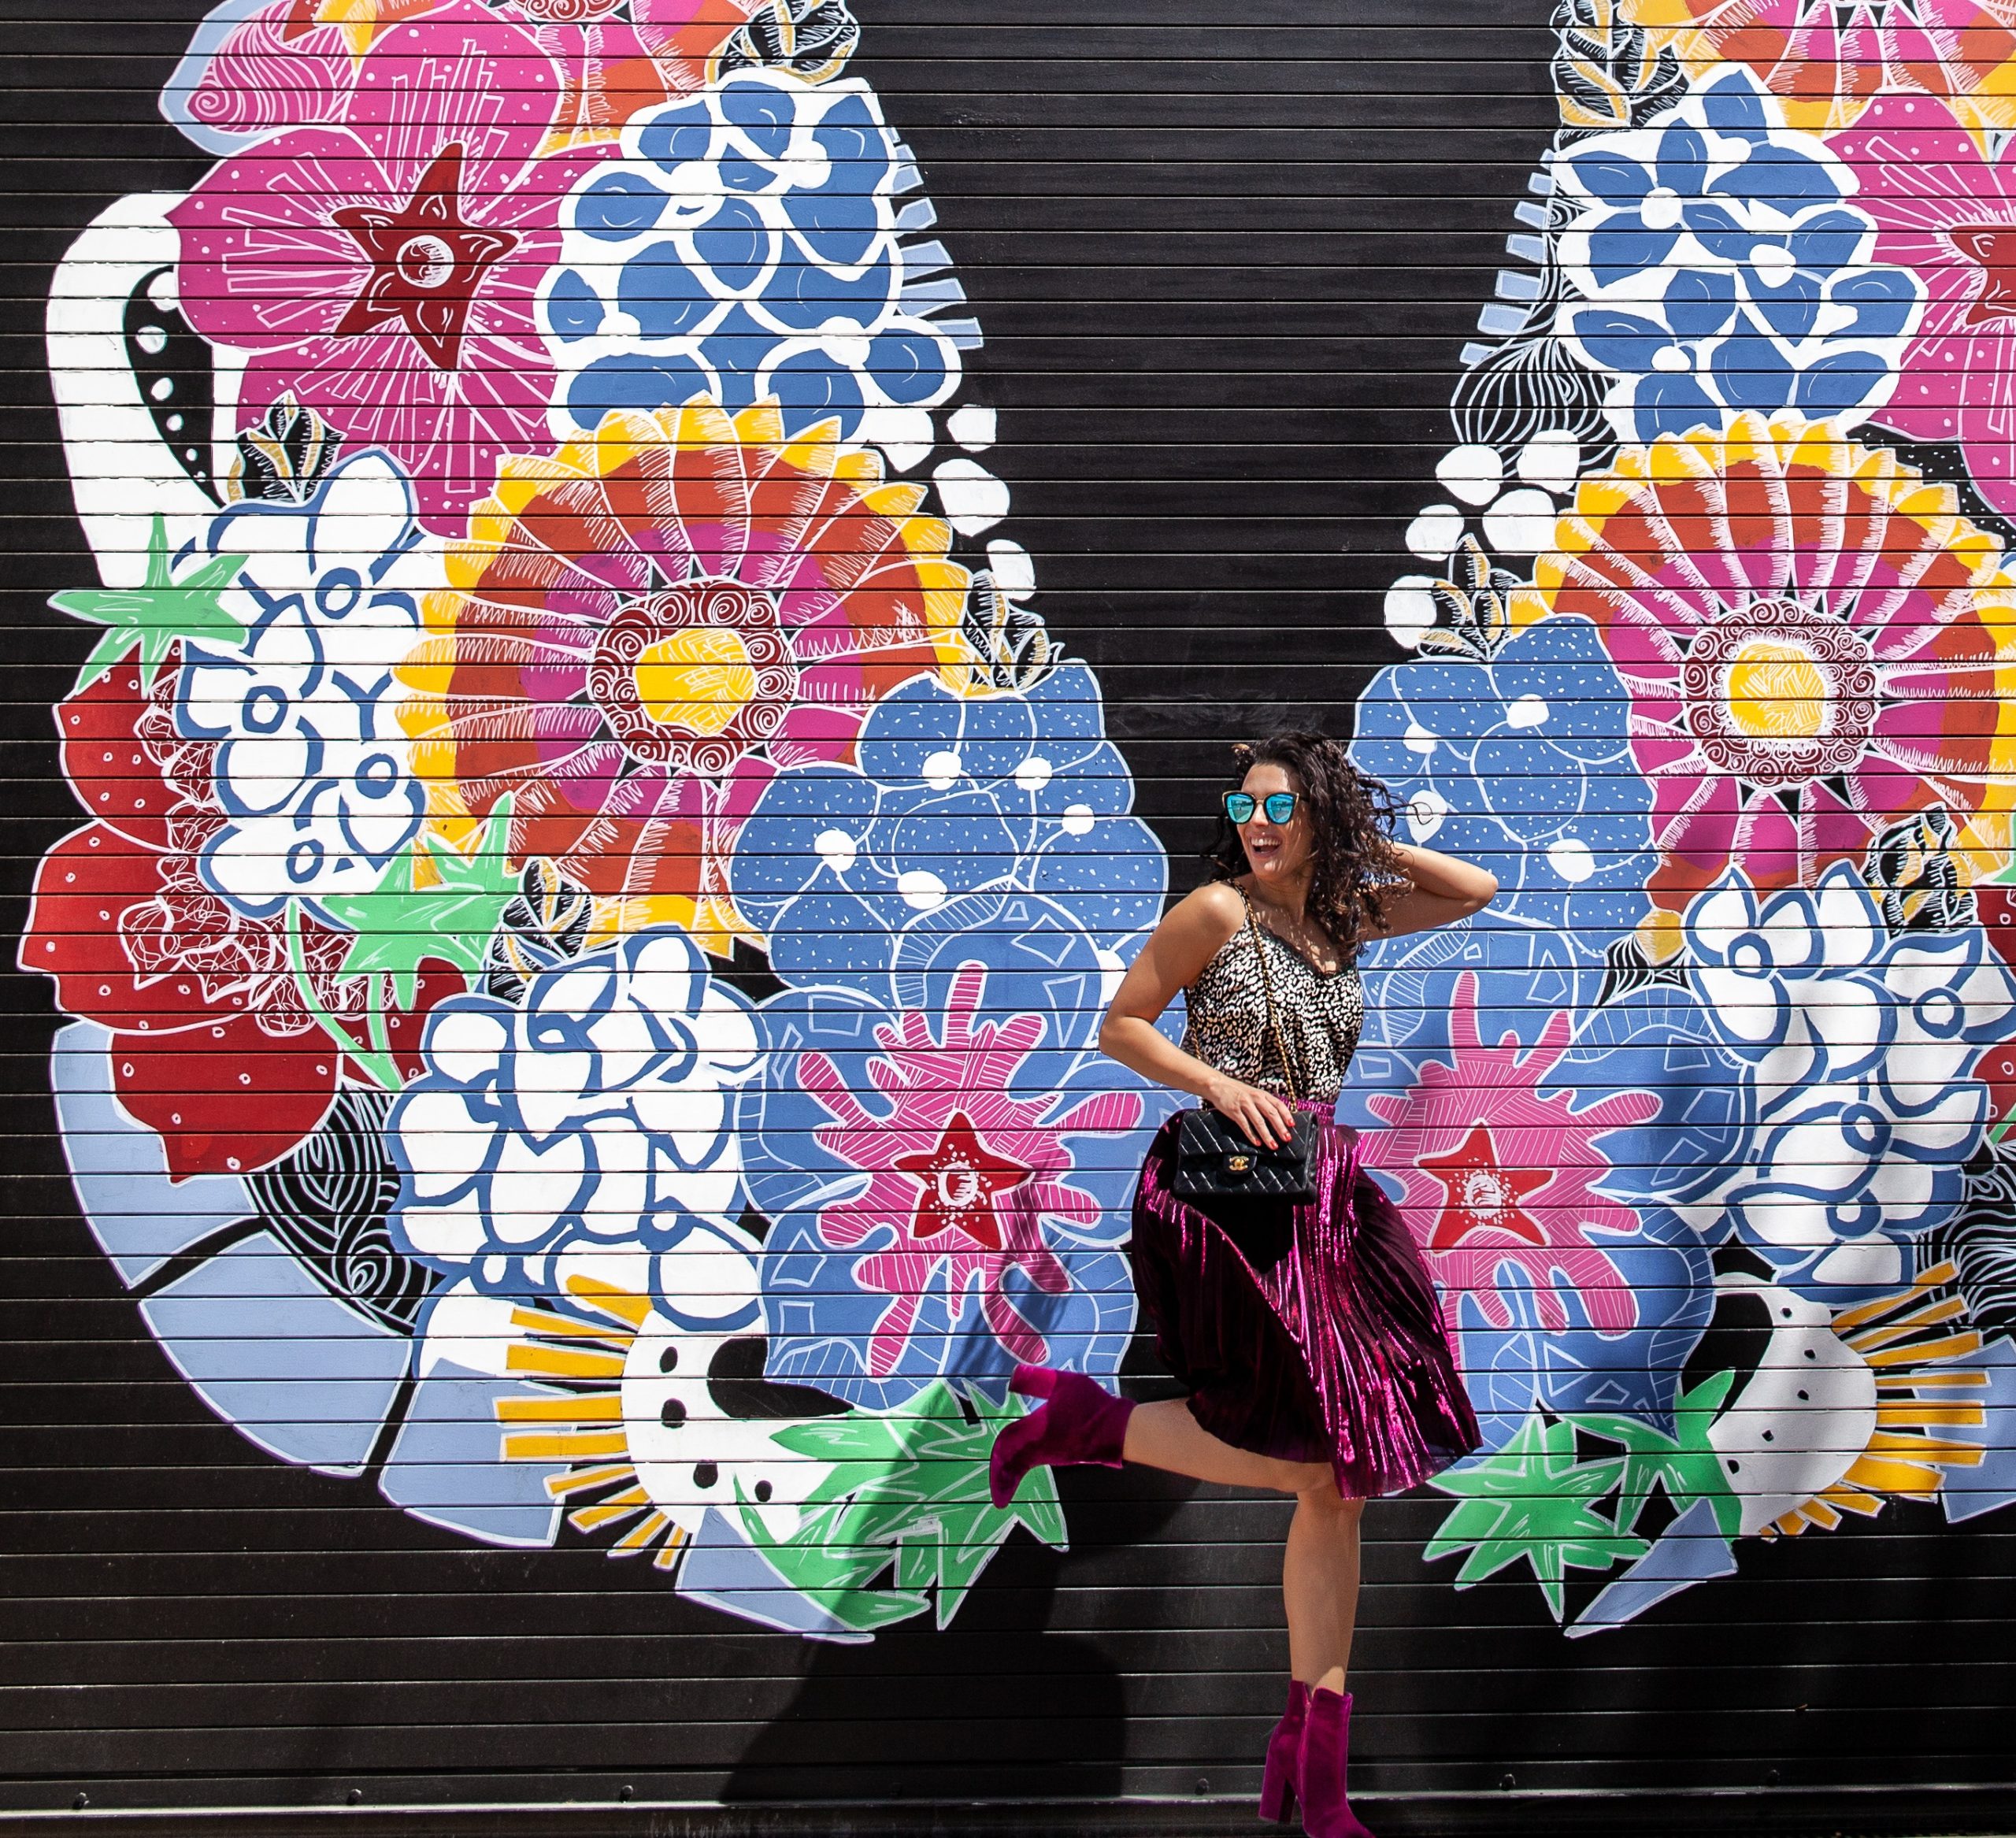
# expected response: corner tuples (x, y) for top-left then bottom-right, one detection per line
(1258, 1751), (1295, 1824)
(1258, 1680), (1308, 1825)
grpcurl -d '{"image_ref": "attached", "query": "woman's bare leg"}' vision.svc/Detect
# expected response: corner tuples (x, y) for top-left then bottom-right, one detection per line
(1284, 1479), (1362, 1693)
(1121, 1397), (1329, 1492)
(1121, 1400), (1362, 1692)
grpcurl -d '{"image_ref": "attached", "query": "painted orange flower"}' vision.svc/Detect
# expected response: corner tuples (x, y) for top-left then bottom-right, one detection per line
(398, 399), (971, 953)
(1514, 410), (2016, 954)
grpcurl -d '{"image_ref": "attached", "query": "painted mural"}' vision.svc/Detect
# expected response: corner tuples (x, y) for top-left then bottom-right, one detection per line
(24, 0), (2016, 1643)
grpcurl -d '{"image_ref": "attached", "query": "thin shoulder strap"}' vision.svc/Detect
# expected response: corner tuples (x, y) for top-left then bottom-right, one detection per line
(1236, 886), (1300, 1104)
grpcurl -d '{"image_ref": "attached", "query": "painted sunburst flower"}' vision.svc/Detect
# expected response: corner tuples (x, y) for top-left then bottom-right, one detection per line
(1515, 409), (2016, 954)
(495, 1246), (826, 1572)
(491, 1251), (1052, 1635)
(1715, 1261), (1989, 1540)
(397, 398), (971, 954)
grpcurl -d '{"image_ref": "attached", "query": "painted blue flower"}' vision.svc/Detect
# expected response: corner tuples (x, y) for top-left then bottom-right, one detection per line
(175, 450), (430, 922)
(1599, 866), (2016, 1305)
(1346, 613), (1654, 1058)
(741, 962), (1170, 1410)
(387, 928), (760, 1287)
(1551, 67), (1921, 443)
(1344, 962), (1714, 1448)
(729, 664), (1166, 1002)
(539, 70), (969, 447)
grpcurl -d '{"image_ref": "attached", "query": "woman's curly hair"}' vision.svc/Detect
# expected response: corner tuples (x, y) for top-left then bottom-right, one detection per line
(1207, 732), (1407, 957)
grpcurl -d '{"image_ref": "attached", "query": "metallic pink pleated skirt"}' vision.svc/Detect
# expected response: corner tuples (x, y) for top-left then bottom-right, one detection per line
(1129, 1108), (1480, 1498)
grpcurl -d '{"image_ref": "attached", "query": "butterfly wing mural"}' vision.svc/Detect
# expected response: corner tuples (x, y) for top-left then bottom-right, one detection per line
(28, 0), (2016, 1645)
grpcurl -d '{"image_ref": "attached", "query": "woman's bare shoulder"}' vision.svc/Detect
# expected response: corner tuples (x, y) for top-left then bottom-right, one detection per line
(1163, 881), (1247, 953)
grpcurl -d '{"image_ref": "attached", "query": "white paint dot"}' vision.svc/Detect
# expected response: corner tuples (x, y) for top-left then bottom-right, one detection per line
(1406, 790), (1451, 843)
(1640, 186), (1683, 232)
(932, 458), (1011, 537)
(1517, 429), (1581, 494)
(947, 404), (997, 450)
(1384, 576), (1438, 648)
(814, 828), (858, 875)
(1484, 487), (1559, 556)
(1435, 443), (1504, 507)
(898, 869), (948, 910)
(1015, 755), (1054, 791)
(1506, 694), (1549, 729)
(1547, 836), (1595, 883)
(1751, 243), (1796, 281)
(1651, 343), (1692, 373)
(921, 749), (962, 790)
(1403, 721), (1438, 758)
(1061, 804), (1095, 837)
(1404, 504), (1466, 561)
(985, 538), (1036, 601)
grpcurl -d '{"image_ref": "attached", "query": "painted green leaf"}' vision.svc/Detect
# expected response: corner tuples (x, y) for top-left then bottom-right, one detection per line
(1425, 1410), (1648, 1622)
(741, 1381), (1064, 1633)
(50, 514), (246, 680)
(1563, 1369), (1741, 1543)
(319, 801), (517, 1010)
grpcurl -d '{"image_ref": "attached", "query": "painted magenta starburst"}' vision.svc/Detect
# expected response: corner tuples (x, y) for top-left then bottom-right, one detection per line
(1360, 973), (1655, 1339)
(801, 965), (1140, 1377)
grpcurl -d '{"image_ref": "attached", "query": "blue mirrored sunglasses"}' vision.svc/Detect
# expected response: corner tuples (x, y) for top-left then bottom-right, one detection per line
(1224, 791), (1299, 825)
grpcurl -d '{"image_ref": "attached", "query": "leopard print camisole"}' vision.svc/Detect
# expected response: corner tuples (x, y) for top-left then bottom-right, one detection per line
(1180, 899), (1366, 1104)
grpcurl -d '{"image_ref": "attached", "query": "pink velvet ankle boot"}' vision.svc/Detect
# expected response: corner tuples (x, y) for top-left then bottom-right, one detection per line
(987, 1364), (1135, 1509)
(1258, 1680), (1309, 1824)
(1297, 1687), (1376, 1838)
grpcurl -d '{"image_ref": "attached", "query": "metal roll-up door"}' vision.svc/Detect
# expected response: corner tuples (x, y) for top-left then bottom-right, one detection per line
(2, 0), (2014, 1831)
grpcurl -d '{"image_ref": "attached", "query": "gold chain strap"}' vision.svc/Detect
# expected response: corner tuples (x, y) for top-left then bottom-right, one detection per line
(1240, 890), (1300, 1105)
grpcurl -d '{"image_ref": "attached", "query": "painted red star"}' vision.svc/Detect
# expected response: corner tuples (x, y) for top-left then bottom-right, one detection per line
(1418, 1121), (1553, 1254)
(1951, 224), (2016, 327)
(891, 1110), (1033, 1251)
(330, 144), (519, 372)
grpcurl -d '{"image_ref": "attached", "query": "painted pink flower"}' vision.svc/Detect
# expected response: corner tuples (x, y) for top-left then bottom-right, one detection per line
(800, 965), (1142, 1377)
(168, 0), (751, 157)
(169, 2), (605, 535)
(1625, 0), (2016, 138)
(169, 1), (359, 146)
(1359, 975), (1655, 1339)
(1835, 93), (2016, 521)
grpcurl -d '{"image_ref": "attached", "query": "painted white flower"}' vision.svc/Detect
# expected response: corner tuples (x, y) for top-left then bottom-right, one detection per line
(175, 450), (432, 921)
(1678, 865), (2016, 1296)
(389, 928), (761, 1275)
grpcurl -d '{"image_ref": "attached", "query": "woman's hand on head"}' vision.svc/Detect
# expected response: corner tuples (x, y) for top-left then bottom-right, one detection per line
(1204, 1075), (1300, 1151)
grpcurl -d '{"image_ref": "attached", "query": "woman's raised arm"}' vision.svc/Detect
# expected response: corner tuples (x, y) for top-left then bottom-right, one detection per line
(1373, 843), (1499, 940)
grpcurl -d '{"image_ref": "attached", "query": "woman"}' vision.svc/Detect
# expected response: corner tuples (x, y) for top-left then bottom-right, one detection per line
(988, 732), (1494, 1838)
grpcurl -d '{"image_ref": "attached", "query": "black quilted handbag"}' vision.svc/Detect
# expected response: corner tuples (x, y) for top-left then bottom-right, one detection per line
(1170, 898), (1317, 1203)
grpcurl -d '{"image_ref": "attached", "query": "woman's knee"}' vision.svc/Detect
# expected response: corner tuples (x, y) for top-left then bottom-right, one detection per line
(1293, 1472), (1363, 1517)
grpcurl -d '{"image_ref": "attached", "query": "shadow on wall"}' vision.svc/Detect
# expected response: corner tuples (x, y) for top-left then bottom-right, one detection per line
(720, 1532), (1122, 1803)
